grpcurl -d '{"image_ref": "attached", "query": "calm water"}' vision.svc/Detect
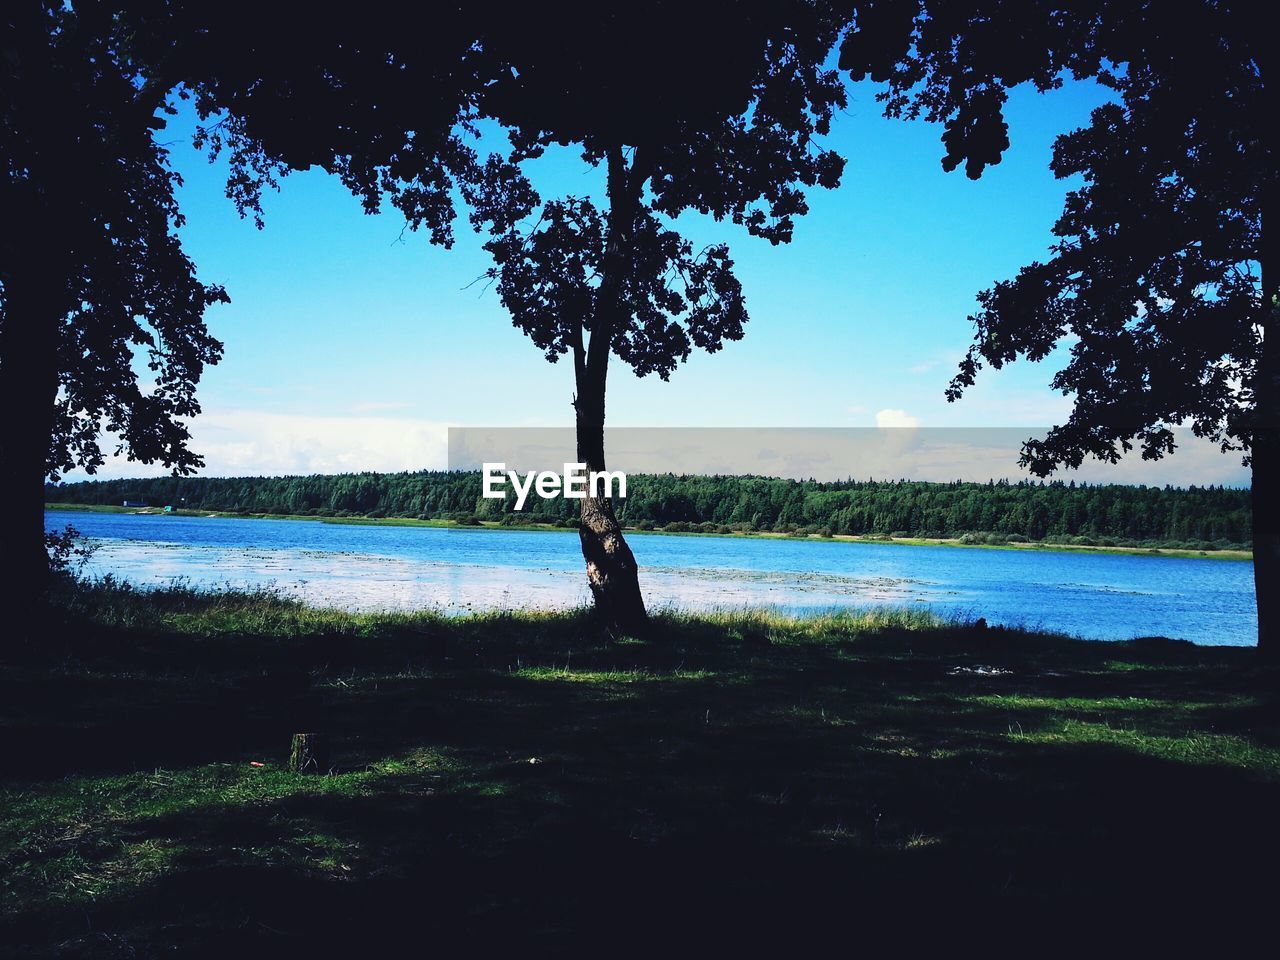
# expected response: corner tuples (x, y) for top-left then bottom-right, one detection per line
(46, 509), (1257, 645)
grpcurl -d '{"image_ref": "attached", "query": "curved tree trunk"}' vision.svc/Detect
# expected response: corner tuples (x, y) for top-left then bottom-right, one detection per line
(569, 145), (648, 634)
(574, 377), (647, 633)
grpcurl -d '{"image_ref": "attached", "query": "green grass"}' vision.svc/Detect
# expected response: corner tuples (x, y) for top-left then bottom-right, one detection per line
(2, 580), (1277, 953)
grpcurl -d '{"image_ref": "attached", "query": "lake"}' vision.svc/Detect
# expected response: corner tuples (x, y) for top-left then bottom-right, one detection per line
(45, 509), (1257, 645)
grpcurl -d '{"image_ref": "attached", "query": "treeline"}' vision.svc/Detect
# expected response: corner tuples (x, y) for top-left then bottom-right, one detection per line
(48, 471), (1252, 548)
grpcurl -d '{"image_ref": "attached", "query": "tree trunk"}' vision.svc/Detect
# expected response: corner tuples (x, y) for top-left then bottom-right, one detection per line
(569, 146), (648, 634)
(0, 273), (61, 641)
(1255, 124), (1278, 659)
(1255, 405), (1279, 658)
(574, 379), (647, 634)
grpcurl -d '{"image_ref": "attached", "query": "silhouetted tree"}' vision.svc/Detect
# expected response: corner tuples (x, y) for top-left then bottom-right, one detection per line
(195, 4), (851, 631)
(1, 3), (225, 627)
(844, 1), (1274, 651)
(468, 4), (848, 629)
(0, 2), (494, 637)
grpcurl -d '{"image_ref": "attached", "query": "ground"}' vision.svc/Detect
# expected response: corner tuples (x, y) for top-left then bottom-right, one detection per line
(2, 581), (1277, 955)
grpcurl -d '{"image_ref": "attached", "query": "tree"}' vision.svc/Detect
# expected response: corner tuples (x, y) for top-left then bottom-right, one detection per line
(193, 3), (851, 631)
(843, 1), (1274, 651)
(0, 2), (492, 634)
(1, 3), (225, 625)
(469, 4), (848, 629)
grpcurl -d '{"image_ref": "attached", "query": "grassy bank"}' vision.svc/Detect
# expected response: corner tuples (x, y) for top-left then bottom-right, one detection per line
(2, 581), (1277, 952)
(45, 501), (1253, 560)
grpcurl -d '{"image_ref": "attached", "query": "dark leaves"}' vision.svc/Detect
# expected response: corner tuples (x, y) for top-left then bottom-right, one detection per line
(472, 3), (847, 379)
(2, 3), (227, 480)
(175, 4), (851, 384)
(877, 1), (1264, 471)
(485, 197), (605, 364)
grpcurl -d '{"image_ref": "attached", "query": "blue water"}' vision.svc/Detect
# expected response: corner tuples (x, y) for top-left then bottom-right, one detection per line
(46, 509), (1257, 645)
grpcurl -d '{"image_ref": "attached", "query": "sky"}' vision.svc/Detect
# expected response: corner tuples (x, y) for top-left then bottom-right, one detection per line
(80, 76), (1250, 486)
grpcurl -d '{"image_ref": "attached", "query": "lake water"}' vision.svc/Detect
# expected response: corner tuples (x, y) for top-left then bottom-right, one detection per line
(46, 509), (1257, 646)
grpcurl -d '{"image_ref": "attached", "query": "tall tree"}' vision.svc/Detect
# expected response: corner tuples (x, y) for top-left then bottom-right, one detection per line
(1, 2), (225, 627)
(844, 1), (1273, 651)
(195, 3), (851, 630)
(1, 2), (490, 636)
(469, 4), (848, 629)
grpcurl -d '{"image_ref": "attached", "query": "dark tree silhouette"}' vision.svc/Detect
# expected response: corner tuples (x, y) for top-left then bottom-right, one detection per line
(467, 4), (849, 629)
(1, 4), (492, 636)
(844, 1), (1273, 651)
(193, 4), (851, 631)
(1, 3), (225, 627)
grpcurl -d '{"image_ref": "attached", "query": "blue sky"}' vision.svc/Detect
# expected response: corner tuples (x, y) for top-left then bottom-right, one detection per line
(86, 77), (1247, 485)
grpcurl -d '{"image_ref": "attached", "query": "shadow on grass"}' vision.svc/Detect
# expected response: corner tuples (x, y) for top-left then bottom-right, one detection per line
(2, 582), (1278, 955)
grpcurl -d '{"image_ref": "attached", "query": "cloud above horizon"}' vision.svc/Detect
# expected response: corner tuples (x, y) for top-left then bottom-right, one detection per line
(64, 410), (1250, 489)
(875, 408), (921, 429)
(66, 409), (450, 480)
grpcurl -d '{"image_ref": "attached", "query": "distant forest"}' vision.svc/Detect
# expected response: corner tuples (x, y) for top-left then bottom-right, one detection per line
(48, 471), (1252, 549)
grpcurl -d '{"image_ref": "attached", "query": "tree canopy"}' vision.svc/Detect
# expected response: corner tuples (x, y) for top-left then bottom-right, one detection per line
(2, 2), (230, 616)
(177, 3), (858, 627)
(471, 3), (848, 383)
(842, 0), (1272, 649)
(2, 1), (227, 480)
(843, 0), (1266, 470)
(179, 4), (850, 381)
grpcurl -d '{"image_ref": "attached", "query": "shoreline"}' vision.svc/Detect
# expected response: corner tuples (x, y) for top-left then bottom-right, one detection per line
(45, 501), (1253, 561)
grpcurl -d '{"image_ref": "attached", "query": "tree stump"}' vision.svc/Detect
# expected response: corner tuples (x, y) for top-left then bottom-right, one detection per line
(289, 732), (330, 774)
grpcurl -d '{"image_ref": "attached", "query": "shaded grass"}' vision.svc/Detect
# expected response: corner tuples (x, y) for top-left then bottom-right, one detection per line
(2, 580), (1278, 955)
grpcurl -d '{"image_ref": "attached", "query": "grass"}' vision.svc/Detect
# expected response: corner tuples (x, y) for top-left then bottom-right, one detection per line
(45, 501), (1252, 560)
(2, 580), (1278, 954)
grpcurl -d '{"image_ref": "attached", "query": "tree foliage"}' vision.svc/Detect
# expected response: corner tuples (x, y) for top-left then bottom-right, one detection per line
(49, 471), (1252, 548)
(843, 0), (1266, 472)
(1, 1), (227, 480)
(470, 3), (848, 382)
(177, 4), (850, 383)
(165, 3), (859, 625)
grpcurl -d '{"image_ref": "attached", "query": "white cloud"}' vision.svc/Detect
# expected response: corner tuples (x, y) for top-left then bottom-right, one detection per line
(69, 409), (450, 479)
(875, 408), (921, 429)
(60, 413), (1250, 488)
